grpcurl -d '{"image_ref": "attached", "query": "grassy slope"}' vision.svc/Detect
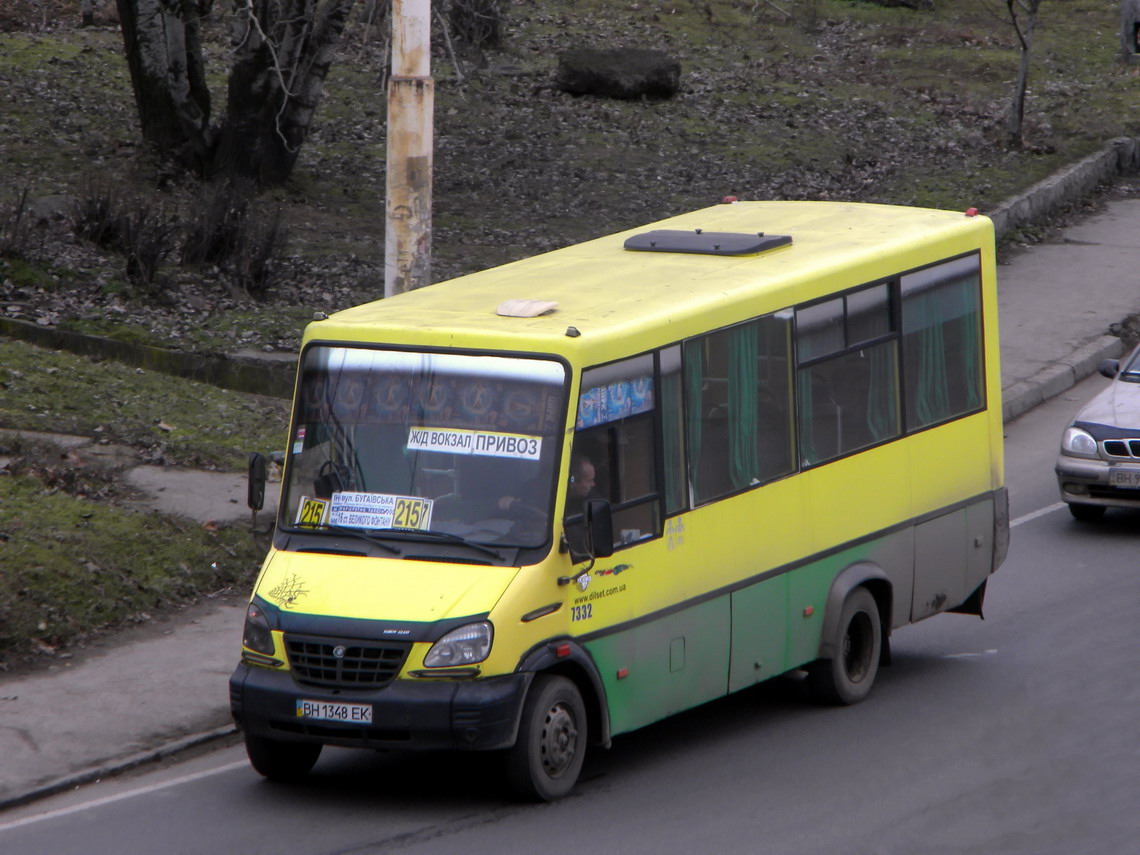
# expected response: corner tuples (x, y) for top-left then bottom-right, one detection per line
(0, 339), (288, 670)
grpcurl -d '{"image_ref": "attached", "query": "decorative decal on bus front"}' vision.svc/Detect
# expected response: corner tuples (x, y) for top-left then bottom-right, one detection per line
(267, 573), (309, 609)
(406, 427), (542, 460)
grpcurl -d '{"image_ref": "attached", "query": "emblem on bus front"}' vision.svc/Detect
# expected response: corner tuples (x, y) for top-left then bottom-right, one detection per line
(333, 645), (347, 659)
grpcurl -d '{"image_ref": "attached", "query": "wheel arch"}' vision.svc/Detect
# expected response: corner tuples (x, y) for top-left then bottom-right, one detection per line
(517, 639), (611, 749)
(817, 562), (893, 662)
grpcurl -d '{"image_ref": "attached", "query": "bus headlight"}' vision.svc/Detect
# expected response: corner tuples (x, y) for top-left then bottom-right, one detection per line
(424, 621), (493, 667)
(1061, 426), (1099, 459)
(242, 602), (275, 655)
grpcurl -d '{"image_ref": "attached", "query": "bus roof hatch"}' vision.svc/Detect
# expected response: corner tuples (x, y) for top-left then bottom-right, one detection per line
(623, 229), (792, 256)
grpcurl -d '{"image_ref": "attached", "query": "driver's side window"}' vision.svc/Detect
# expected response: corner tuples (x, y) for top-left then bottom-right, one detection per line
(568, 355), (661, 550)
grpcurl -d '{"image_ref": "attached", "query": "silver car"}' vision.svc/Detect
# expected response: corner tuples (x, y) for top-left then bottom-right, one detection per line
(1056, 344), (1140, 520)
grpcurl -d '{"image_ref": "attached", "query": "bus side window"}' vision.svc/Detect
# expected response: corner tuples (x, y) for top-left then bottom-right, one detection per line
(796, 284), (899, 465)
(900, 258), (985, 431)
(684, 312), (795, 506)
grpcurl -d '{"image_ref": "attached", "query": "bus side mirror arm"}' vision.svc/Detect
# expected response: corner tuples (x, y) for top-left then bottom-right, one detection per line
(557, 500), (614, 586)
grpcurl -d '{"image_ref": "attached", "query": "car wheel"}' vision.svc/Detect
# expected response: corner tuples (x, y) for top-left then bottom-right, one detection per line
(808, 587), (882, 706)
(1067, 502), (1105, 522)
(505, 675), (587, 801)
(244, 733), (322, 782)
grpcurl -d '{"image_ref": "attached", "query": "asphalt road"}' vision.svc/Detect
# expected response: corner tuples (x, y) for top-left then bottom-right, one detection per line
(1, 372), (1136, 855)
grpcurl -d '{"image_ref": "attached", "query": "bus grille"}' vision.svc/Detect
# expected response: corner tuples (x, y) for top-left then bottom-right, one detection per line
(284, 633), (411, 689)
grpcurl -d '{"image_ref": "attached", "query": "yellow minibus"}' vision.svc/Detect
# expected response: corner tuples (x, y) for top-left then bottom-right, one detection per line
(230, 200), (1008, 800)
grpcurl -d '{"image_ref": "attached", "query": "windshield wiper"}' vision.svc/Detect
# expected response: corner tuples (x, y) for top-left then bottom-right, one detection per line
(355, 527), (505, 559)
(302, 524), (505, 560)
(319, 524), (401, 554)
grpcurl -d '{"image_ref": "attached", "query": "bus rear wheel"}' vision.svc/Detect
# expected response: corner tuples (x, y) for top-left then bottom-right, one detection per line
(244, 733), (322, 782)
(505, 675), (587, 801)
(809, 587), (881, 706)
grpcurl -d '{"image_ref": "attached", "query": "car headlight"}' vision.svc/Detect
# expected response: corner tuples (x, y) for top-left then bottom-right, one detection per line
(242, 602), (275, 655)
(1061, 426), (1100, 459)
(424, 621), (493, 667)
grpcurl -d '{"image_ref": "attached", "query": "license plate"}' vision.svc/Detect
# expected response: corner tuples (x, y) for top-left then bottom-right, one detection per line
(295, 699), (373, 724)
(1109, 468), (1140, 489)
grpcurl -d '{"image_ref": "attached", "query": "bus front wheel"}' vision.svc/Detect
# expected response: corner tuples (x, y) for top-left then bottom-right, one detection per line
(244, 733), (322, 782)
(505, 675), (587, 801)
(809, 587), (881, 706)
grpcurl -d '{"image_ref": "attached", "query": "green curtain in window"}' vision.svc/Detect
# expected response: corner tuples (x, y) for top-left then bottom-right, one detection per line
(866, 343), (899, 441)
(729, 325), (759, 488)
(797, 367), (816, 465)
(684, 342), (704, 493)
(914, 289), (951, 426)
(661, 371), (685, 512)
(960, 278), (982, 408)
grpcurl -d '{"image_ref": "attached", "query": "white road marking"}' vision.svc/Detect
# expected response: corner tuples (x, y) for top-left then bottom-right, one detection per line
(1011, 502), (1066, 527)
(0, 760), (249, 833)
(943, 649), (999, 660)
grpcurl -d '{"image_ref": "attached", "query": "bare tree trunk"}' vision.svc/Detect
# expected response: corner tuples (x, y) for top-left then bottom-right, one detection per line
(1124, 0), (1140, 62)
(212, 0), (357, 187)
(115, 0), (212, 171)
(1006, 0), (1041, 148)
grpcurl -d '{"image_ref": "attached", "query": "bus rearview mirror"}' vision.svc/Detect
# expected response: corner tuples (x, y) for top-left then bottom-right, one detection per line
(248, 452), (267, 512)
(585, 499), (614, 559)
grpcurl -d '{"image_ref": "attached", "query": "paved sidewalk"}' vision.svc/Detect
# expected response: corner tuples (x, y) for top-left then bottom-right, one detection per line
(1, 193), (1139, 811)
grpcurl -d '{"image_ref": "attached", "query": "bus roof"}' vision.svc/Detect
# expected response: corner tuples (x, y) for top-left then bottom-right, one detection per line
(308, 201), (993, 361)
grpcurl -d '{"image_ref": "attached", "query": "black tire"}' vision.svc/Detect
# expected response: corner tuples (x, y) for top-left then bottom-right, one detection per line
(505, 675), (587, 801)
(808, 587), (881, 706)
(1068, 502), (1105, 522)
(244, 733), (322, 782)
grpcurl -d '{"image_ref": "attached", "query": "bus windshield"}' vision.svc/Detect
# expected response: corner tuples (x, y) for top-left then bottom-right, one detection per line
(280, 346), (567, 549)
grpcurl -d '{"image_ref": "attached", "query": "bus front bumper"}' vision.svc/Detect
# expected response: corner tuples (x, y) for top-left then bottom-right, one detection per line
(229, 663), (531, 752)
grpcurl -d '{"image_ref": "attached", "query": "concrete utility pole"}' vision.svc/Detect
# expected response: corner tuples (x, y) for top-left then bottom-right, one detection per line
(385, 0), (434, 297)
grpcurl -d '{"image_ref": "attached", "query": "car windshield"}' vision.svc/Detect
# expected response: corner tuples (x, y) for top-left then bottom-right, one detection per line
(280, 346), (567, 549)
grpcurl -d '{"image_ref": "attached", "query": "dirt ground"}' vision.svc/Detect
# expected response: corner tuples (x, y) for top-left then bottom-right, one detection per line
(3, 1), (1137, 355)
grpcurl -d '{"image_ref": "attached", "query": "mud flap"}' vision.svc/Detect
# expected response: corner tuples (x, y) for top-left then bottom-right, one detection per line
(948, 579), (987, 618)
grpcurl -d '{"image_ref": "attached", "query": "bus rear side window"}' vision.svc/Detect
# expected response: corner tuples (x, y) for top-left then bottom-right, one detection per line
(901, 256), (984, 431)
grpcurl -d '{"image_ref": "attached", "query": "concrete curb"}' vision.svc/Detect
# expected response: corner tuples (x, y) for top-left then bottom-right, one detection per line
(987, 136), (1140, 241)
(0, 318), (297, 400)
(1000, 335), (1124, 423)
(0, 725), (238, 814)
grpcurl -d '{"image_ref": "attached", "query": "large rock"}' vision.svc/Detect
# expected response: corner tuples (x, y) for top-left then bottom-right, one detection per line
(555, 48), (681, 100)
